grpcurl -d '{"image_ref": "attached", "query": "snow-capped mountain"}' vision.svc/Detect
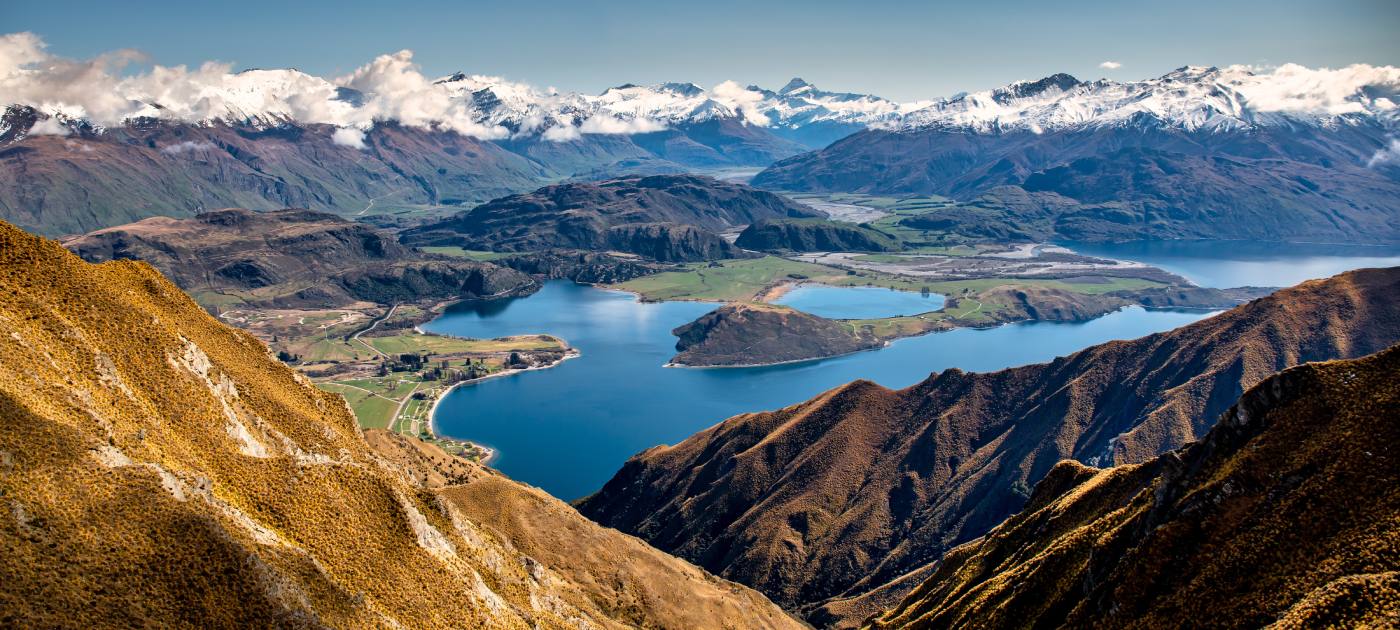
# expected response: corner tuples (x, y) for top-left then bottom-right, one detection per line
(895, 64), (1400, 133)
(5, 25), (1396, 148)
(430, 71), (916, 144)
(0, 26), (910, 148)
(751, 65), (1400, 245)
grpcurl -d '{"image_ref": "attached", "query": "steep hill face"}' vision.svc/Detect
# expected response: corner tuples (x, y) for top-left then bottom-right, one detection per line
(577, 267), (1400, 626)
(604, 223), (747, 262)
(867, 346), (1400, 629)
(670, 303), (883, 367)
(736, 218), (901, 253)
(0, 219), (801, 628)
(400, 174), (820, 260)
(0, 111), (550, 236)
(63, 208), (534, 308)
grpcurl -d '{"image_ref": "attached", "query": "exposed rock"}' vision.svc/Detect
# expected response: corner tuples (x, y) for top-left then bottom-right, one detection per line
(736, 218), (901, 253)
(494, 249), (674, 284)
(606, 222), (751, 262)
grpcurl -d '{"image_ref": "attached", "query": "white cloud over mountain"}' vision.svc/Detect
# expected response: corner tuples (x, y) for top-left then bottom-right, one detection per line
(3, 31), (1397, 142)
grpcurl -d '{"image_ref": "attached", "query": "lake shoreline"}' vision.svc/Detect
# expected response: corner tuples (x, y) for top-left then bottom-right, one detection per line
(426, 346), (582, 467)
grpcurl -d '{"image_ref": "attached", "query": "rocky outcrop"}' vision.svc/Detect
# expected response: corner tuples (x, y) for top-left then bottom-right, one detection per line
(606, 222), (751, 262)
(735, 218), (901, 252)
(494, 250), (675, 285)
(577, 267), (1400, 627)
(670, 303), (883, 367)
(867, 346), (1400, 629)
(0, 218), (803, 629)
(400, 174), (821, 260)
(330, 260), (536, 304)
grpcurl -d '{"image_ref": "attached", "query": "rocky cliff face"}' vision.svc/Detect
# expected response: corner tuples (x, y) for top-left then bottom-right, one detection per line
(867, 345), (1400, 629)
(63, 208), (536, 308)
(606, 222), (751, 262)
(670, 303), (883, 367)
(0, 219), (801, 629)
(735, 218), (900, 253)
(400, 174), (821, 260)
(577, 267), (1400, 627)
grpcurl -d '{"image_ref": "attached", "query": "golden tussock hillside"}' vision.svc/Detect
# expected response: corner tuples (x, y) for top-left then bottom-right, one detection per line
(0, 219), (801, 629)
(867, 345), (1400, 629)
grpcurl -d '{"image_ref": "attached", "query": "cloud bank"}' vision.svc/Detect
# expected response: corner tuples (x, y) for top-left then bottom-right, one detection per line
(3, 32), (1398, 143)
(1368, 137), (1400, 167)
(331, 127), (368, 149)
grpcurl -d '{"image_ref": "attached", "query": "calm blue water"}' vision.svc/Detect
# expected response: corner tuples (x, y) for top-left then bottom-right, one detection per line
(1060, 240), (1400, 288)
(773, 285), (946, 319)
(425, 282), (1214, 499)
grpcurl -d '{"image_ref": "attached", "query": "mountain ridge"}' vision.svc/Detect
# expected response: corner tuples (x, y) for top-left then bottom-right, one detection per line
(866, 345), (1400, 629)
(400, 174), (820, 261)
(577, 266), (1400, 627)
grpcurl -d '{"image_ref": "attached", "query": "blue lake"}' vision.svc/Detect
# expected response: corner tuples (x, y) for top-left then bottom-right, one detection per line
(425, 282), (1214, 499)
(1060, 240), (1400, 288)
(773, 285), (946, 318)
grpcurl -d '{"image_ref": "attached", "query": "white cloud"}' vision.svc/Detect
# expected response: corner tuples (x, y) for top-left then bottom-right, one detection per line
(1368, 137), (1400, 167)
(541, 123), (581, 142)
(27, 116), (69, 136)
(336, 49), (508, 139)
(160, 140), (216, 154)
(331, 127), (367, 149)
(710, 80), (770, 126)
(1231, 63), (1400, 115)
(1099, 61), (1122, 70)
(578, 114), (666, 135)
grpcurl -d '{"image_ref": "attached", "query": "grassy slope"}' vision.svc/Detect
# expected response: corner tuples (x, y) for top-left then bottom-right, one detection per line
(0, 219), (801, 629)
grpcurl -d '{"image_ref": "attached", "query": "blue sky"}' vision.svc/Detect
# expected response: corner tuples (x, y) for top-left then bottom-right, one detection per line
(7, 0), (1398, 100)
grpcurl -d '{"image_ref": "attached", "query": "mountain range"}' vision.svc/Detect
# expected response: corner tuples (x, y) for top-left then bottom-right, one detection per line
(577, 266), (1400, 627)
(753, 66), (1400, 243)
(6, 55), (1399, 243)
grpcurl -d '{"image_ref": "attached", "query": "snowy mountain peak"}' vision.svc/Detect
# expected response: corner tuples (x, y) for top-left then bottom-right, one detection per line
(899, 64), (1400, 133)
(2, 32), (1395, 143)
(780, 78), (813, 95)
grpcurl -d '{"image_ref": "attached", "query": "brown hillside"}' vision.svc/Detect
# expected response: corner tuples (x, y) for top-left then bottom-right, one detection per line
(0, 220), (800, 628)
(62, 208), (534, 308)
(671, 302), (883, 367)
(578, 266), (1400, 627)
(868, 346), (1400, 629)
